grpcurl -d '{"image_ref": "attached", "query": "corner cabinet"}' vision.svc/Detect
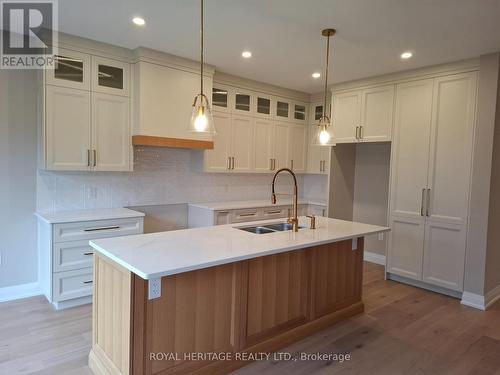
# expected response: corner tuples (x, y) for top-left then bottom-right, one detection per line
(41, 49), (132, 171)
(332, 84), (394, 144)
(387, 72), (477, 292)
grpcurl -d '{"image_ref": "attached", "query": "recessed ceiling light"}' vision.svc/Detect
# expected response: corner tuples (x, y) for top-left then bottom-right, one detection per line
(242, 51), (252, 58)
(312, 72), (321, 78)
(132, 17), (146, 26)
(401, 51), (413, 59)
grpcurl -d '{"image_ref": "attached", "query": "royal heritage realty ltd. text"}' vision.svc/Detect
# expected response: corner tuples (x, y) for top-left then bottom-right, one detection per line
(149, 352), (352, 363)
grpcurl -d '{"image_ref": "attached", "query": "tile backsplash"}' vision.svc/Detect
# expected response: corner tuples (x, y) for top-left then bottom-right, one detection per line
(37, 147), (328, 213)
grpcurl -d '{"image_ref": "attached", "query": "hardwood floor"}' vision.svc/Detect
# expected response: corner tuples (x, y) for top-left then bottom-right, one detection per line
(1, 262), (499, 375)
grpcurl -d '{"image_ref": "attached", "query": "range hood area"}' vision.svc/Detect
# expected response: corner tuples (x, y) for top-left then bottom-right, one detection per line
(131, 48), (216, 150)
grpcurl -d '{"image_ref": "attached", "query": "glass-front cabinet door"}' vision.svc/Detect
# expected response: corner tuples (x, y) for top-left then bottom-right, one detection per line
(212, 86), (231, 112)
(92, 56), (130, 97)
(293, 103), (307, 122)
(45, 48), (91, 90)
(234, 89), (254, 115)
(276, 99), (290, 119)
(255, 94), (274, 119)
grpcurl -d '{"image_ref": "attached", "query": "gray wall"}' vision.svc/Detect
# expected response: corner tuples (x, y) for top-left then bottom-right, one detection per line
(485, 59), (500, 293)
(464, 53), (500, 295)
(353, 143), (391, 255)
(0, 69), (38, 288)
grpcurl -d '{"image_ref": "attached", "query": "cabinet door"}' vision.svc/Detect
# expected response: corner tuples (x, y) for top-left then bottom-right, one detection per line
(204, 112), (232, 172)
(255, 94), (275, 119)
(273, 122), (289, 170)
(212, 85), (232, 113)
(387, 79), (434, 280)
(231, 115), (254, 172)
(45, 86), (91, 171)
(91, 93), (131, 171)
(422, 73), (477, 291)
(91, 56), (130, 97)
(306, 125), (323, 174)
(292, 102), (308, 123)
(253, 118), (275, 172)
(233, 88), (255, 115)
(332, 90), (361, 143)
(45, 48), (91, 91)
(360, 85), (394, 142)
(289, 124), (307, 173)
(275, 98), (291, 120)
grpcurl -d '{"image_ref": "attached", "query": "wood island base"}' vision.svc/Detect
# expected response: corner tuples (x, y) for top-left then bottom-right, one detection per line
(89, 238), (364, 375)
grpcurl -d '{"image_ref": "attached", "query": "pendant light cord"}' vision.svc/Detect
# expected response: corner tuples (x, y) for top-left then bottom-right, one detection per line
(323, 33), (330, 118)
(200, 0), (204, 98)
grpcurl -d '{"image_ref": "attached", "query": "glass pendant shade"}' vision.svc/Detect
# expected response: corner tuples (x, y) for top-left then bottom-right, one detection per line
(313, 115), (335, 146)
(189, 93), (215, 134)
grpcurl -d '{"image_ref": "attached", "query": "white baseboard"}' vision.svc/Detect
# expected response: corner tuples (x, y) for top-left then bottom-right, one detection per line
(0, 282), (41, 303)
(462, 284), (500, 311)
(363, 251), (386, 266)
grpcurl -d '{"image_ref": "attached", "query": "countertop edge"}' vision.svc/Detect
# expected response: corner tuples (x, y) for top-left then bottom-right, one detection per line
(34, 208), (146, 224)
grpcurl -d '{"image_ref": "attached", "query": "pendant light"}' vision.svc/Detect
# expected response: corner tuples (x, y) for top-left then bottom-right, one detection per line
(314, 28), (336, 146)
(188, 0), (215, 134)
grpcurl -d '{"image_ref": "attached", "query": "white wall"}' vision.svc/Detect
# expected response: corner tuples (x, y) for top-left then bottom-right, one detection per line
(0, 69), (38, 288)
(353, 143), (391, 256)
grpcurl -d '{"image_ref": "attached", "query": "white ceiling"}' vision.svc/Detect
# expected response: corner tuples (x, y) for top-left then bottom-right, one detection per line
(58, 0), (500, 93)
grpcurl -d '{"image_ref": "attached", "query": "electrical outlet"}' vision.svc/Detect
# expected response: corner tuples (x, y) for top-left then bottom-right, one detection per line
(148, 278), (161, 300)
(378, 233), (384, 241)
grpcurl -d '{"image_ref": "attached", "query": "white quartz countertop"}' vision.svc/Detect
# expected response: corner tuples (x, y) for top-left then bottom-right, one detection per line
(35, 208), (145, 224)
(188, 199), (327, 211)
(90, 216), (389, 280)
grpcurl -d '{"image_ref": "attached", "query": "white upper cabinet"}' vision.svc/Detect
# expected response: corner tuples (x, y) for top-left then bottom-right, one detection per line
(41, 47), (132, 171)
(273, 122), (289, 170)
(289, 124), (307, 173)
(133, 61), (213, 141)
(332, 90), (361, 143)
(307, 102), (331, 174)
(275, 98), (292, 121)
(204, 112), (232, 172)
(332, 84), (394, 143)
(91, 93), (131, 171)
(255, 93), (275, 119)
(46, 48), (91, 91)
(231, 115), (255, 172)
(360, 85), (394, 142)
(292, 102), (308, 123)
(91, 56), (130, 97)
(233, 88), (255, 116)
(211, 85), (232, 113)
(253, 118), (275, 172)
(45, 85), (92, 171)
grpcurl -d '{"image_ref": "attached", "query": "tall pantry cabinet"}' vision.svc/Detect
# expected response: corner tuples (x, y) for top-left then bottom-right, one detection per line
(387, 72), (477, 292)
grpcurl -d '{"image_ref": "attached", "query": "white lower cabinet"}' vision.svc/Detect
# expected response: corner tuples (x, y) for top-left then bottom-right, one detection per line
(188, 202), (326, 228)
(387, 72), (477, 292)
(37, 213), (144, 309)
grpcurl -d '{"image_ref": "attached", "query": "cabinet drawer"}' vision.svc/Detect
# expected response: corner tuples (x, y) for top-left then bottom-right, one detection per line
(262, 207), (288, 219)
(230, 209), (262, 223)
(53, 268), (93, 302)
(53, 217), (143, 243)
(53, 240), (94, 272)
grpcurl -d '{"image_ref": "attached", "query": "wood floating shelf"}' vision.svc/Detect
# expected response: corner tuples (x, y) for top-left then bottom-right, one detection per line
(132, 135), (214, 150)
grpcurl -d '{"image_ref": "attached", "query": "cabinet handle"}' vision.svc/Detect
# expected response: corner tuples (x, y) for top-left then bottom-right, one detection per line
(87, 150), (91, 167)
(232, 157), (235, 170)
(273, 158), (276, 170)
(83, 252), (94, 256)
(84, 226), (120, 232)
(360, 126), (363, 140)
(93, 150), (97, 167)
(426, 188), (431, 217)
(420, 188), (426, 216)
(83, 280), (93, 284)
(355, 126), (359, 139)
(266, 210), (282, 214)
(290, 160), (294, 170)
(238, 212), (257, 217)
(270, 158), (273, 171)
(227, 157), (231, 170)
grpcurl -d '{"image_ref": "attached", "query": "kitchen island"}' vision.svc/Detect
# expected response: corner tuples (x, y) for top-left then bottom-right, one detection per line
(88, 216), (389, 375)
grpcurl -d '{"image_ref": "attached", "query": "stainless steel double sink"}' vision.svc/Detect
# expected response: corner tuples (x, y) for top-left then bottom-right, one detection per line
(236, 222), (305, 234)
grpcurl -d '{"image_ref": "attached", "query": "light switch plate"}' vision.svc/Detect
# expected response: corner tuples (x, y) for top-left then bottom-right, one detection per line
(148, 278), (161, 300)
